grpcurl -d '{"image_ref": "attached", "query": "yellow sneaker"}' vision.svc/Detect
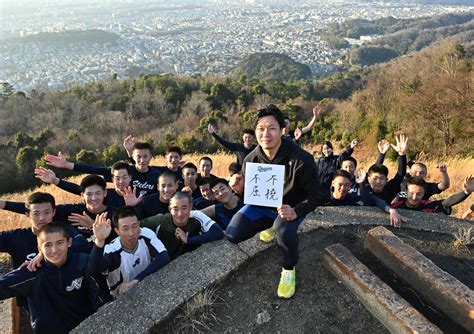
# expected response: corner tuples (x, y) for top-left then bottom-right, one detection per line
(277, 268), (296, 299)
(259, 227), (275, 243)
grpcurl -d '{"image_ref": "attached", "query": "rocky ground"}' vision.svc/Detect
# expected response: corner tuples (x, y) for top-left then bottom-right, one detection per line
(158, 226), (473, 334)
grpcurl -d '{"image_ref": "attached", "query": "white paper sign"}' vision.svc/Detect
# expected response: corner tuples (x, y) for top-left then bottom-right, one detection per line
(244, 162), (285, 208)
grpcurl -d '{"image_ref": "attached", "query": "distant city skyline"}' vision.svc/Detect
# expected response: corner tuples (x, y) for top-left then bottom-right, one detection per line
(1, 0), (472, 92)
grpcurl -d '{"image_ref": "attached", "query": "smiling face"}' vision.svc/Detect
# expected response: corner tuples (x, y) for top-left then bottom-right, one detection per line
(367, 173), (387, 193)
(115, 215), (141, 250)
(169, 197), (191, 227)
(28, 202), (56, 235)
(255, 115), (283, 157)
(199, 183), (215, 201)
(332, 176), (351, 200)
(183, 167), (197, 188)
(132, 148), (152, 173)
(199, 159), (212, 177)
(406, 184), (425, 208)
(410, 164), (427, 179)
(38, 231), (72, 267)
(82, 185), (107, 213)
(166, 152), (181, 171)
(242, 133), (255, 148)
(322, 144), (333, 158)
(341, 160), (356, 177)
(112, 168), (132, 191)
(211, 182), (233, 204)
(158, 175), (178, 203)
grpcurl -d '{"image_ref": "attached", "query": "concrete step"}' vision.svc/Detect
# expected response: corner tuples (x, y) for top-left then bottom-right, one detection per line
(323, 243), (441, 334)
(365, 226), (474, 332)
(0, 299), (19, 334)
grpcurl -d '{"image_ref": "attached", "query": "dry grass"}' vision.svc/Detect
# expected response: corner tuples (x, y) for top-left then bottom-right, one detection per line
(173, 286), (222, 334)
(453, 226), (474, 250)
(1, 148), (472, 232)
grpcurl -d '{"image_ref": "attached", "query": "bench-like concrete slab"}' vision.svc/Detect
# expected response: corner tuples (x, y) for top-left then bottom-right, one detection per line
(323, 243), (441, 334)
(365, 226), (474, 332)
(0, 299), (19, 334)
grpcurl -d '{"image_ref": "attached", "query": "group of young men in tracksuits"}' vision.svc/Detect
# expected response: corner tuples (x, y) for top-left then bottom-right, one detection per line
(1, 104), (473, 333)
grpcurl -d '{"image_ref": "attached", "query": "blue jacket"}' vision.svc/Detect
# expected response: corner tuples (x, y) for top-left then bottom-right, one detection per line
(0, 251), (107, 333)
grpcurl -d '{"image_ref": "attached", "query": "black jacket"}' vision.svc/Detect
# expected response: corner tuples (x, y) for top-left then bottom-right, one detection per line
(243, 138), (321, 217)
(315, 145), (353, 195)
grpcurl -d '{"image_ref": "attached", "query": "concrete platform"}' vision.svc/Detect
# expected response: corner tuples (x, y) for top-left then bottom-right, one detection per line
(0, 299), (19, 334)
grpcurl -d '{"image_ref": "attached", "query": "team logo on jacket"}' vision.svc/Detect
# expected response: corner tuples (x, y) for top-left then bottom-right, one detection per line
(132, 258), (141, 268)
(66, 277), (83, 291)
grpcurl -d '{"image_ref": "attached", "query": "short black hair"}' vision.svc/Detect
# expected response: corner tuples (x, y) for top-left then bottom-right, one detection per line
(166, 145), (183, 157)
(111, 161), (132, 175)
(80, 175), (107, 192)
(113, 206), (138, 228)
(170, 191), (192, 205)
(196, 177), (212, 187)
(159, 170), (177, 183)
(407, 176), (427, 193)
(133, 142), (152, 152)
(243, 129), (255, 136)
(228, 162), (242, 176)
(412, 162), (428, 172)
(332, 169), (352, 181)
(210, 177), (229, 189)
(341, 156), (358, 169)
(199, 156), (213, 167)
(253, 104), (286, 129)
(182, 162), (197, 172)
(37, 222), (71, 240)
(367, 164), (389, 177)
(26, 192), (56, 211)
(322, 141), (333, 151)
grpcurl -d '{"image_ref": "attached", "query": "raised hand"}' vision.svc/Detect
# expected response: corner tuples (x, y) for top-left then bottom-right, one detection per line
(312, 105), (322, 117)
(117, 186), (144, 207)
(123, 135), (135, 153)
(92, 212), (112, 247)
(181, 186), (193, 197)
(436, 163), (448, 173)
(207, 123), (216, 134)
(350, 139), (358, 149)
(294, 127), (303, 141)
(377, 139), (391, 155)
(34, 168), (59, 185)
(391, 135), (408, 156)
(44, 152), (74, 170)
(463, 175), (474, 194)
(69, 211), (94, 229)
(355, 170), (367, 184)
(175, 227), (188, 244)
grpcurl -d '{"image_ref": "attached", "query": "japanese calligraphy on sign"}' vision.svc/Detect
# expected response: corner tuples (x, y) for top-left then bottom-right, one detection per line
(244, 162), (285, 208)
